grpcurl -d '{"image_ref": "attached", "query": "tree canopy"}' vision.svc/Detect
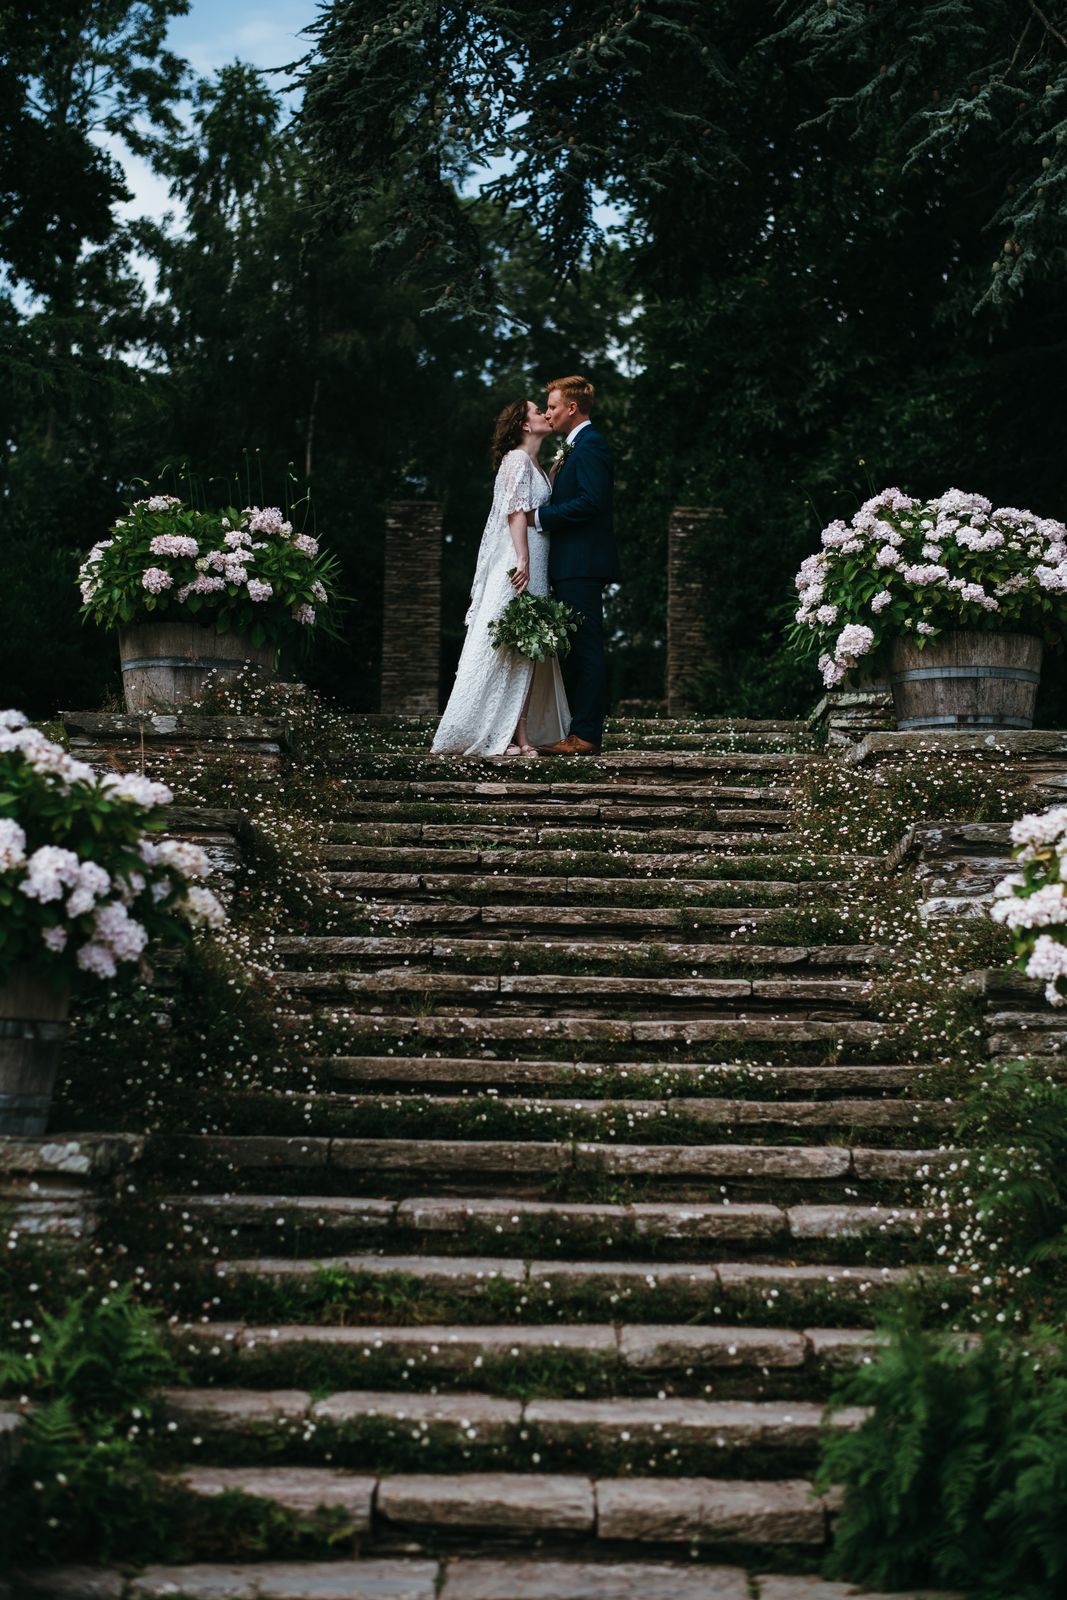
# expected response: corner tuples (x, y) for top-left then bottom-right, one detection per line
(1, 1), (1065, 719)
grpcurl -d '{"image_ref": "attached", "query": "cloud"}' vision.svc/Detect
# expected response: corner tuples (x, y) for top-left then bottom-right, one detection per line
(169, 1), (317, 80)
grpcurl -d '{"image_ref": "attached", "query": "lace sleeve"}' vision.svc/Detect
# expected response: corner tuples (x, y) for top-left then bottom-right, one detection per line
(499, 450), (535, 516)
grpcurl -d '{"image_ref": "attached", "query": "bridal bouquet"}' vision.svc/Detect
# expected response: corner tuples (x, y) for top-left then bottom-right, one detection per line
(488, 590), (577, 661)
(78, 495), (343, 650)
(0, 711), (226, 987)
(791, 487), (1067, 687)
(990, 804), (1067, 1007)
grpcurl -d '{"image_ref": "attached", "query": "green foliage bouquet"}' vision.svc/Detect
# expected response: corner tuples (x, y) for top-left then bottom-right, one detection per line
(791, 488), (1067, 688)
(991, 803), (1067, 1006)
(488, 590), (577, 662)
(77, 496), (343, 650)
(0, 711), (226, 988)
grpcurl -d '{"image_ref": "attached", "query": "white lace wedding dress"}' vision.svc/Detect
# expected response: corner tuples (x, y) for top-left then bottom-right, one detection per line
(431, 449), (570, 757)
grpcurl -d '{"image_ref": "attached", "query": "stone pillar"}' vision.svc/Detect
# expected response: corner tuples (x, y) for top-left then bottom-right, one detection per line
(381, 501), (442, 716)
(667, 507), (719, 716)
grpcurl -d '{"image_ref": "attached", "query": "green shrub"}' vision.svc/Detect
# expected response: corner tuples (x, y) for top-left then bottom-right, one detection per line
(0, 1282), (176, 1562)
(819, 1314), (1067, 1600)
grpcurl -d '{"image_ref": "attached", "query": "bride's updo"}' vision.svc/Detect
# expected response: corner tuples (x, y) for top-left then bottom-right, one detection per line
(491, 399), (528, 472)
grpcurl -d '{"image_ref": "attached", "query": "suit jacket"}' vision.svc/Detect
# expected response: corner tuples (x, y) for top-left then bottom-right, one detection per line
(539, 425), (621, 584)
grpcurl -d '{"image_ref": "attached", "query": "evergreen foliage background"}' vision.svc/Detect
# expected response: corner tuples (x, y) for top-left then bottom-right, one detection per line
(2, 0), (1066, 716)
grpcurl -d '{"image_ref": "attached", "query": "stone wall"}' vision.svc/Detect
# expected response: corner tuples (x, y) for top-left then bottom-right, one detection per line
(666, 507), (719, 716)
(810, 683), (895, 751)
(61, 711), (288, 772)
(887, 820), (1012, 922)
(381, 501), (442, 716)
(0, 1132), (143, 1243)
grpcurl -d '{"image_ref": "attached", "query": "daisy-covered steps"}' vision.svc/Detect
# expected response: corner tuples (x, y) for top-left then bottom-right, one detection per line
(57, 715), (955, 1597)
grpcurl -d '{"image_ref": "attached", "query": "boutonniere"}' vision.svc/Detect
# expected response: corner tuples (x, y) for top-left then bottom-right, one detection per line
(554, 439), (574, 471)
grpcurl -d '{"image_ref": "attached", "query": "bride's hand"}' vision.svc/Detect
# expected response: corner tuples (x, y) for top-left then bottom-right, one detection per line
(510, 560), (530, 594)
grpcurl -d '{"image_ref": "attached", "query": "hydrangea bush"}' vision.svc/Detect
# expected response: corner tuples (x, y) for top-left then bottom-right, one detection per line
(77, 495), (342, 650)
(0, 711), (226, 987)
(991, 804), (1067, 1006)
(792, 487), (1067, 687)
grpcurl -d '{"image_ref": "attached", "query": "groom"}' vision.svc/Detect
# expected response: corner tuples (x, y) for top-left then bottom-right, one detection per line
(526, 374), (620, 756)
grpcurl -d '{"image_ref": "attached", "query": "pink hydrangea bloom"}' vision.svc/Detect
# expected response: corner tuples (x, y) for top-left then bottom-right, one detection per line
(148, 534), (199, 558)
(20, 845), (82, 903)
(0, 817), (27, 871)
(76, 941), (117, 979)
(246, 506), (288, 535)
(93, 900), (148, 960)
(157, 838), (211, 878)
(142, 567), (173, 593)
(181, 885), (227, 928)
(100, 772), (173, 808)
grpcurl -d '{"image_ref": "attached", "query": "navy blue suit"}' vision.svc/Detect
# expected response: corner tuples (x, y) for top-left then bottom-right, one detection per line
(539, 425), (619, 745)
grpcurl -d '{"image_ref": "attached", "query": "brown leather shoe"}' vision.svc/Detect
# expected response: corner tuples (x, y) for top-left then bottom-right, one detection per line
(537, 733), (601, 756)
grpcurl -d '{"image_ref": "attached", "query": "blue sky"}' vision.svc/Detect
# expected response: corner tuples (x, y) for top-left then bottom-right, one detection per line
(116, 0), (320, 224)
(167, 0), (319, 84)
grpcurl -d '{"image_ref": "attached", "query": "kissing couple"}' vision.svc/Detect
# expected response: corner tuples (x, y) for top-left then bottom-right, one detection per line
(431, 374), (620, 760)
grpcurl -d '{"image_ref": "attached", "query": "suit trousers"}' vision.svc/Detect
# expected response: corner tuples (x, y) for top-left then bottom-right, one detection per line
(552, 576), (608, 746)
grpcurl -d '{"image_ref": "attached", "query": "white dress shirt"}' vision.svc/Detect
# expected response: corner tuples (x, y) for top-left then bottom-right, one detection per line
(534, 419), (591, 532)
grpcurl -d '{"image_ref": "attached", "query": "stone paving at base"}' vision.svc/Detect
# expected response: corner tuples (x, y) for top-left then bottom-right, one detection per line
(11, 1560), (965, 1600)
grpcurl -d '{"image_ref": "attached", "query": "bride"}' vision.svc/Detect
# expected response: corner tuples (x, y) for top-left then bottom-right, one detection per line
(431, 399), (570, 758)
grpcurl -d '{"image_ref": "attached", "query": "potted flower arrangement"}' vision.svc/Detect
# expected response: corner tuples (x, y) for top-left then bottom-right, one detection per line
(991, 804), (1067, 1006)
(77, 495), (343, 712)
(792, 488), (1067, 729)
(0, 710), (227, 1135)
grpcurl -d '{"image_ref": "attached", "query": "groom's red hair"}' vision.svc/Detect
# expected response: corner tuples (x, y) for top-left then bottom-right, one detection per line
(547, 374), (595, 414)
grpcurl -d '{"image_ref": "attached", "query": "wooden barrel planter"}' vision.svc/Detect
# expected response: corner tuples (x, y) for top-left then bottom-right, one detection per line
(889, 631), (1043, 731)
(0, 970), (71, 1136)
(118, 622), (275, 713)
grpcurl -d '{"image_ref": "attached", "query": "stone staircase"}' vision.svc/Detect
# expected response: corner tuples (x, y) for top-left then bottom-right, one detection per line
(30, 718), (962, 1600)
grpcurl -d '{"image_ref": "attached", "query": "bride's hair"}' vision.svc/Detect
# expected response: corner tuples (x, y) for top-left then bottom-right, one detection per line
(491, 399), (528, 472)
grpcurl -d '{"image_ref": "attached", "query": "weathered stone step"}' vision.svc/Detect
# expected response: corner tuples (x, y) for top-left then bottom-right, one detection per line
(179, 1319), (882, 1381)
(208, 1252), (921, 1332)
(366, 750), (815, 773)
(323, 1055), (924, 1096)
(266, 1091), (942, 1137)
(161, 1384), (864, 1468)
(21, 1558), (964, 1599)
(341, 730), (812, 754)
(175, 1463), (834, 1545)
(335, 902), (794, 933)
(337, 803), (792, 829)
(328, 868), (804, 902)
(273, 936), (885, 970)
(326, 715), (807, 732)
(324, 827), (807, 851)
(178, 1192), (924, 1249)
(278, 969), (873, 1015)
(324, 848), (866, 882)
(348, 779), (794, 804)
(307, 1010), (893, 1050)
(177, 1136), (936, 1185)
